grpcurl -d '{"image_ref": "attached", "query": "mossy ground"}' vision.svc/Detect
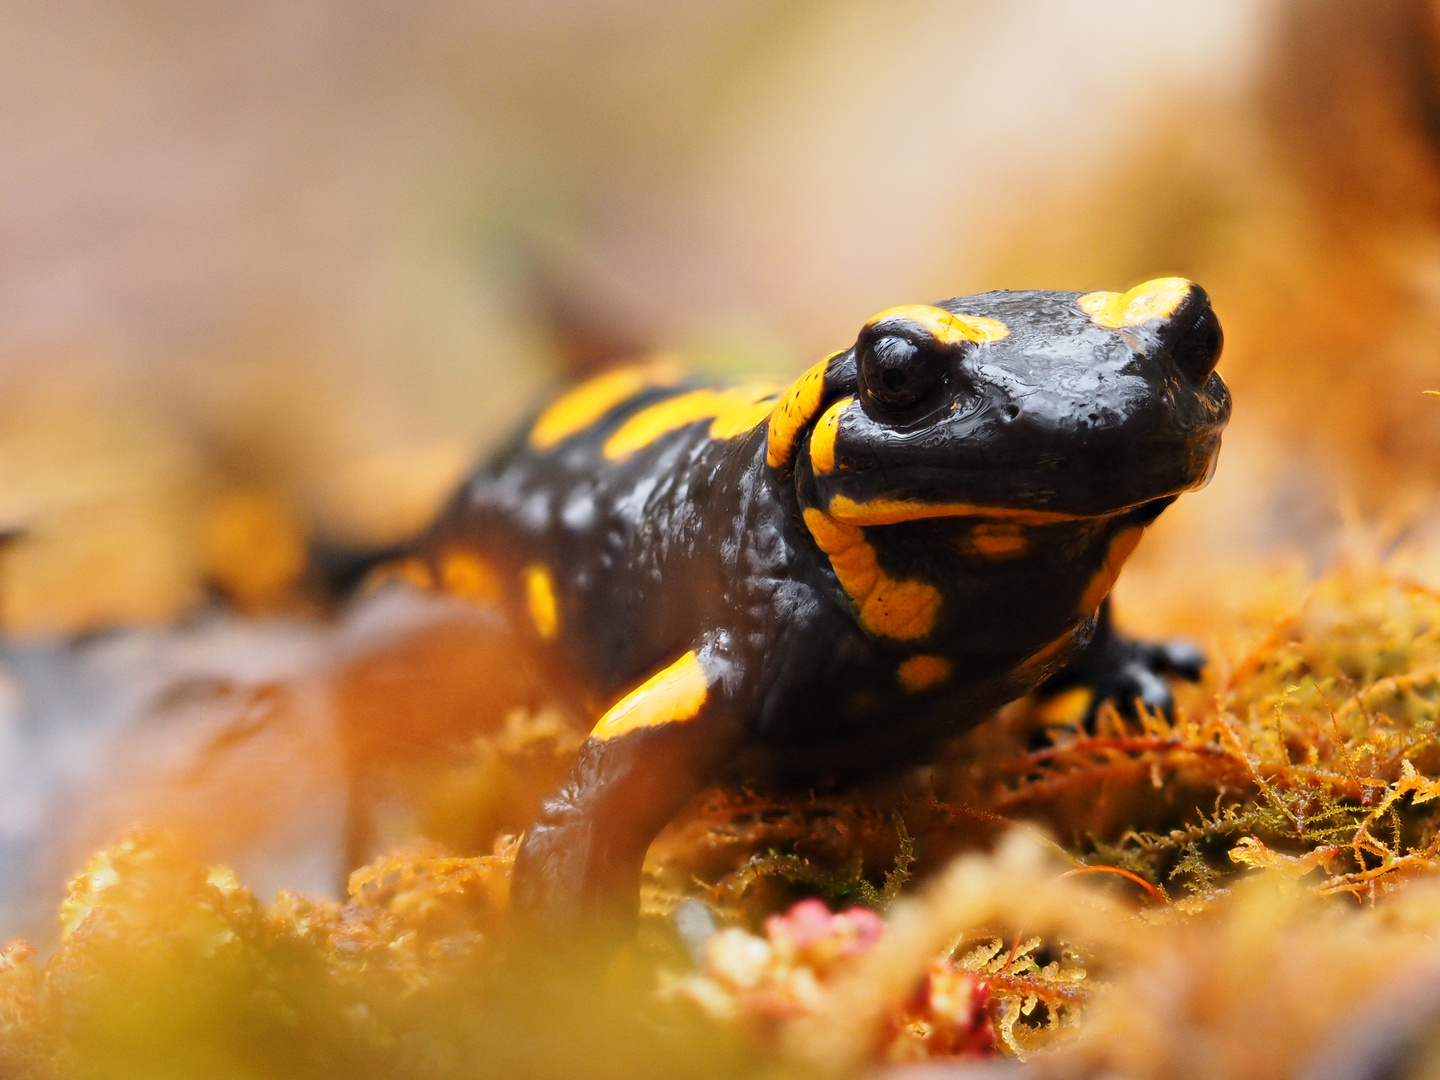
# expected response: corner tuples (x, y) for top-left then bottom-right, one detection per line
(5, 549), (1440, 1078)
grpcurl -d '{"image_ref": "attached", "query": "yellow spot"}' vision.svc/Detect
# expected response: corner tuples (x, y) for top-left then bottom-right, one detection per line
(802, 507), (941, 640)
(529, 362), (683, 450)
(1078, 525), (1145, 614)
(1078, 277), (1194, 330)
(865, 304), (1009, 345)
(603, 385), (779, 460)
(202, 489), (306, 609)
(591, 650), (709, 741)
(363, 556), (434, 593)
(524, 563), (559, 640)
(808, 396), (852, 474)
(828, 494), (1089, 527)
(440, 549), (501, 602)
(1037, 686), (1094, 726)
(963, 522), (1028, 558)
(767, 354), (836, 469)
(898, 654), (951, 692)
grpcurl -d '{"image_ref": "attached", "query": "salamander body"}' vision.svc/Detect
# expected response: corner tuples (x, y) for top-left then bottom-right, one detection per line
(393, 277), (1231, 939)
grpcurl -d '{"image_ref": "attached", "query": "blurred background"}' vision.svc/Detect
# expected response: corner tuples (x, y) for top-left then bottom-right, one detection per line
(1, 0), (1439, 935)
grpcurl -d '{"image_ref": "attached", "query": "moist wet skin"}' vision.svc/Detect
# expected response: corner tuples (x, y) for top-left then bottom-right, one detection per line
(378, 277), (1230, 951)
(813, 288), (1228, 520)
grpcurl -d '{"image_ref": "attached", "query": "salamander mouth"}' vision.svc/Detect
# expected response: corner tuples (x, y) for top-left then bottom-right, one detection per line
(809, 431), (1221, 525)
(820, 491), (1178, 528)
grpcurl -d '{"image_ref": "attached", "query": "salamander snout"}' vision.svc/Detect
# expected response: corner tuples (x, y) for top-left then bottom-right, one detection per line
(1076, 277), (1224, 385)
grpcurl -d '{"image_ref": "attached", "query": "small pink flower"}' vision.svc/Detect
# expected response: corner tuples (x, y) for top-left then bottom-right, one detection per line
(764, 899), (885, 971)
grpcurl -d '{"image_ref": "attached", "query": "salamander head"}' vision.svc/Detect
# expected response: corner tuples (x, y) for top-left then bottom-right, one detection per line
(774, 277), (1230, 527)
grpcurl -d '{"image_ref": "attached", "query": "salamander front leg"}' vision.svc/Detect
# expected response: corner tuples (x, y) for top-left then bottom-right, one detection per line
(1038, 598), (1205, 722)
(509, 637), (739, 953)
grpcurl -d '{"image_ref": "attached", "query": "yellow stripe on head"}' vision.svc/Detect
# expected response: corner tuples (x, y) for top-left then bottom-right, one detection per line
(591, 650), (709, 741)
(603, 385), (779, 460)
(808, 396), (852, 474)
(1078, 277), (1193, 330)
(529, 361), (683, 450)
(865, 304), (1009, 345)
(766, 354), (836, 470)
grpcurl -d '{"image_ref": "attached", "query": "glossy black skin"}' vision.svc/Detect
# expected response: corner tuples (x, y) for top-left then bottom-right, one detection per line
(417, 285), (1231, 942)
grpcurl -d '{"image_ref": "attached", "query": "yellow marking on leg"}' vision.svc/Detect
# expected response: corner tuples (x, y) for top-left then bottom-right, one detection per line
(440, 549), (501, 601)
(828, 494), (1091, 527)
(808, 396), (852, 474)
(591, 650), (709, 741)
(1078, 525), (1145, 614)
(898, 654), (951, 692)
(963, 522), (1029, 558)
(767, 354), (838, 470)
(864, 304), (1009, 344)
(528, 361), (683, 450)
(603, 385), (779, 460)
(1037, 686), (1094, 726)
(524, 563), (560, 640)
(802, 507), (940, 640)
(1078, 277), (1193, 330)
(363, 556), (434, 593)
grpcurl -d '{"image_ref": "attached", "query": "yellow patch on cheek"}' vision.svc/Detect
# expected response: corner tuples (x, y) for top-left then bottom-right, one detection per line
(1078, 277), (1193, 329)
(766, 355), (836, 469)
(603, 385), (779, 460)
(524, 563), (560, 640)
(802, 508), (941, 640)
(864, 304), (1009, 344)
(529, 362), (682, 450)
(591, 650), (709, 741)
(964, 522), (1028, 558)
(1078, 525), (1145, 614)
(898, 654), (951, 692)
(440, 549), (501, 601)
(807, 396), (852, 474)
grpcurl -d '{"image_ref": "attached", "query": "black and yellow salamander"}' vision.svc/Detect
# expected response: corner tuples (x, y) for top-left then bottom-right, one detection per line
(399, 277), (1230, 944)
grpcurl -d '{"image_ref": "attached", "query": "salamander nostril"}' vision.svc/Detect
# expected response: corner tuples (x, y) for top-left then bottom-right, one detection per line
(1002, 403), (1020, 421)
(1170, 307), (1223, 383)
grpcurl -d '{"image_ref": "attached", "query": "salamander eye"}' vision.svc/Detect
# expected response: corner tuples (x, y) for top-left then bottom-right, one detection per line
(858, 332), (949, 414)
(1170, 307), (1223, 383)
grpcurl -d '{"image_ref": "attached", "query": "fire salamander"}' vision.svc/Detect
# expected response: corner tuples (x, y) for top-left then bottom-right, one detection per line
(392, 277), (1230, 945)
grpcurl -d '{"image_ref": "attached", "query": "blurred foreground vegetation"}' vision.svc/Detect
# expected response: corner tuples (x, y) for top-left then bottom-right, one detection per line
(5, 547), (1440, 1078)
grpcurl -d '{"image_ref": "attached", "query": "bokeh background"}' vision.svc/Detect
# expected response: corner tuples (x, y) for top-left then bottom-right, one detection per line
(1, 0), (1439, 936)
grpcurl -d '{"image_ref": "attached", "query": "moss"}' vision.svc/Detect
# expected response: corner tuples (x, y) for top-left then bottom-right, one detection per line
(7, 555), (1440, 1076)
